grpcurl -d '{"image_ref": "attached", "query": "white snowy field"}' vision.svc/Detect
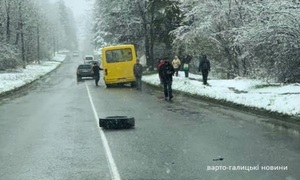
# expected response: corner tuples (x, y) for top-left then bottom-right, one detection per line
(0, 54), (66, 94)
(0, 55), (299, 118)
(143, 72), (300, 117)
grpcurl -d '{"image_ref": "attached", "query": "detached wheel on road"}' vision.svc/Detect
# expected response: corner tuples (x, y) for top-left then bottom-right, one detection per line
(99, 116), (135, 129)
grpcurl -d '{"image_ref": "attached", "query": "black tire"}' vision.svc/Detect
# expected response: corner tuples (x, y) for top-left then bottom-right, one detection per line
(99, 116), (135, 129)
(106, 84), (112, 88)
(77, 75), (82, 81)
(130, 82), (136, 87)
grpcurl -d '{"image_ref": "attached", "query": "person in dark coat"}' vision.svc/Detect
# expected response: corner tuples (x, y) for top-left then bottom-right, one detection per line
(198, 54), (211, 85)
(157, 59), (164, 85)
(133, 59), (143, 90)
(158, 59), (175, 101)
(182, 55), (192, 78)
(92, 62), (103, 86)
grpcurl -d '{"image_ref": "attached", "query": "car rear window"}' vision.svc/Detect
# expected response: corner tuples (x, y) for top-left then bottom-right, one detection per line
(85, 57), (93, 60)
(78, 65), (92, 69)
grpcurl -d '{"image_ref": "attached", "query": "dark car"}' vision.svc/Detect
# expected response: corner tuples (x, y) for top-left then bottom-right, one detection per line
(76, 64), (94, 81)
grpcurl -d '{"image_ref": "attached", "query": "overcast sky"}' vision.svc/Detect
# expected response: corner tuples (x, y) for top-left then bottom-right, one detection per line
(49, 0), (93, 18)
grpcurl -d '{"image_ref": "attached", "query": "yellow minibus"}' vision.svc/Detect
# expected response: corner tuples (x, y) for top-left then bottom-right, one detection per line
(101, 44), (137, 87)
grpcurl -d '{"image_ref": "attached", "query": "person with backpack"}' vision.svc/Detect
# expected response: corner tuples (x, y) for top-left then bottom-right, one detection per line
(158, 59), (175, 101)
(198, 54), (211, 85)
(133, 59), (143, 90)
(182, 55), (192, 78)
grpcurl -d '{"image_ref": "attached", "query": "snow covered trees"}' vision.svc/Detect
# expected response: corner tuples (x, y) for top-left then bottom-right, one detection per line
(237, 1), (300, 83)
(57, 0), (78, 51)
(0, 0), (78, 70)
(92, 0), (182, 69)
(92, 0), (137, 46)
(92, 0), (300, 82)
(171, 0), (300, 82)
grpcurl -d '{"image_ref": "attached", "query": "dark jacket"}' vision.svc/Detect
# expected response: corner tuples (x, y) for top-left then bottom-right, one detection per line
(158, 60), (175, 83)
(133, 63), (143, 77)
(198, 55), (211, 72)
(183, 55), (192, 64)
(92, 65), (103, 75)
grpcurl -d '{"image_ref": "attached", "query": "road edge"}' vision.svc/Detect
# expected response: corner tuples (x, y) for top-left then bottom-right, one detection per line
(144, 82), (300, 128)
(0, 56), (67, 99)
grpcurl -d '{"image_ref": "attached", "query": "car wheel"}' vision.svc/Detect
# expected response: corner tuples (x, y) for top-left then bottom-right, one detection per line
(77, 76), (82, 81)
(99, 116), (135, 129)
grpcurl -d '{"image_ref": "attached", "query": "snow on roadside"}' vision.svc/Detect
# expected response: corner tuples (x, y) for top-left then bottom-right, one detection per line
(143, 72), (300, 117)
(0, 54), (66, 94)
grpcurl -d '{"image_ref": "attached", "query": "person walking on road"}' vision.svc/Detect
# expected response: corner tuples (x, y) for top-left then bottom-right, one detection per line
(198, 55), (211, 85)
(92, 62), (103, 86)
(133, 59), (143, 90)
(172, 56), (181, 77)
(158, 59), (175, 101)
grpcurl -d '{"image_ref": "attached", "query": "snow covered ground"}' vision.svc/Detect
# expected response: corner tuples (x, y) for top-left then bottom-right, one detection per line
(0, 54), (66, 95)
(143, 72), (300, 118)
(0, 55), (299, 118)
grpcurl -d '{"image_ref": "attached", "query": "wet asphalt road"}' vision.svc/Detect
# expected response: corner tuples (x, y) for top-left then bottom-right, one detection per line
(0, 56), (300, 180)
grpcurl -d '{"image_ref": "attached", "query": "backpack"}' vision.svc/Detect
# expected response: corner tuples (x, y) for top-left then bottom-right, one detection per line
(183, 63), (189, 71)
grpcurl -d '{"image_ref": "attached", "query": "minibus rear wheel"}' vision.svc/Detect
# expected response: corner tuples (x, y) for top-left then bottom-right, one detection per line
(130, 82), (136, 87)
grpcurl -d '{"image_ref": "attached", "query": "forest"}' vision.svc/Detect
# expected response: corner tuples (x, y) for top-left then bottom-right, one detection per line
(93, 0), (300, 83)
(0, 0), (77, 69)
(1, 0), (299, 83)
